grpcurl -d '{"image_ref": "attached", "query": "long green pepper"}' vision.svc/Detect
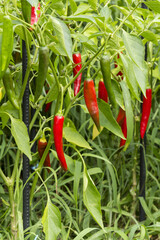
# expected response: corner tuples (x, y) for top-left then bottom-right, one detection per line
(3, 68), (19, 109)
(34, 46), (49, 102)
(0, 15), (13, 79)
(100, 54), (117, 108)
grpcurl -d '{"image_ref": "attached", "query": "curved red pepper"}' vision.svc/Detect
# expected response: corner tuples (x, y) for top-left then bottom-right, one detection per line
(38, 138), (51, 173)
(116, 108), (125, 126)
(140, 88), (152, 139)
(120, 116), (127, 147)
(84, 79), (100, 131)
(53, 115), (67, 171)
(73, 53), (82, 96)
(98, 81), (108, 103)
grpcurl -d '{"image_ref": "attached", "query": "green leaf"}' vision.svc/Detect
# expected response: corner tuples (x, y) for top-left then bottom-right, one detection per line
(69, 0), (77, 13)
(139, 197), (154, 221)
(67, 15), (97, 25)
(73, 3), (90, 15)
(50, 17), (73, 61)
(98, 99), (125, 139)
(10, 116), (32, 160)
(145, 1), (160, 13)
(120, 81), (133, 150)
(122, 30), (144, 68)
(42, 197), (61, 240)
(100, 5), (111, 21)
(83, 164), (103, 229)
(88, 0), (97, 10)
(133, 60), (148, 96)
(112, 79), (124, 109)
(120, 54), (140, 100)
(63, 127), (92, 150)
(141, 30), (158, 45)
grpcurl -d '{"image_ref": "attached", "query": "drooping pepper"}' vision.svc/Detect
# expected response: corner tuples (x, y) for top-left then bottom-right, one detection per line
(120, 116), (127, 147)
(116, 108), (125, 126)
(100, 54), (117, 108)
(38, 137), (51, 173)
(98, 80), (108, 103)
(73, 53), (82, 96)
(53, 114), (67, 171)
(2, 68), (19, 109)
(34, 46), (49, 102)
(84, 79), (100, 131)
(140, 88), (152, 139)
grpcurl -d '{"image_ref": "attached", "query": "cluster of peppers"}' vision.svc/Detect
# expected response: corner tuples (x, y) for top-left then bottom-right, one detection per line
(20, 3), (152, 172)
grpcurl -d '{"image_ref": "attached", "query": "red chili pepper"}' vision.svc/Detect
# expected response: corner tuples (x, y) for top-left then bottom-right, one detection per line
(38, 137), (51, 173)
(140, 88), (152, 139)
(98, 81), (108, 103)
(44, 89), (52, 112)
(45, 102), (52, 112)
(120, 116), (127, 147)
(73, 53), (82, 96)
(31, 3), (40, 25)
(53, 115), (67, 171)
(116, 108), (125, 126)
(84, 79), (100, 131)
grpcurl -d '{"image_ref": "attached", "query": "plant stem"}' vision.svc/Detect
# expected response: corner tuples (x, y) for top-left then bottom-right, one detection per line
(0, 168), (8, 184)
(8, 182), (17, 240)
(30, 133), (53, 205)
(111, 0), (142, 38)
(64, 43), (105, 92)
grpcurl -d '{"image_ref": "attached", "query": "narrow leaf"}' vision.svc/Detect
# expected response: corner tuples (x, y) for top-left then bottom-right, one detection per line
(42, 198), (61, 240)
(98, 99), (125, 139)
(63, 127), (92, 149)
(120, 81), (133, 150)
(10, 116), (32, 160)
(88, 0), (97, 10)
(50, 17), (72, 61)
(83, 164), (103, 229)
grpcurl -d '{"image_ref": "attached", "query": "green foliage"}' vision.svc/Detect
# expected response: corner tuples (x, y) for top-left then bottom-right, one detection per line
(0, 0), (160, 239)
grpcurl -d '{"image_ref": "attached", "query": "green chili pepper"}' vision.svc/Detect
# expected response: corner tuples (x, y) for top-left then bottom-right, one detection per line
(100, 54), (117, 108)
(34, 46), (49, 102)
(0, 16), (13, 79)
(3, 68), (19, 109)
(21, 0), (31, 23)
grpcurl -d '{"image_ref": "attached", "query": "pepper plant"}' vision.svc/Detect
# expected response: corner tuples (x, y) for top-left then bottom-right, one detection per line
(0, 0), (160, 239)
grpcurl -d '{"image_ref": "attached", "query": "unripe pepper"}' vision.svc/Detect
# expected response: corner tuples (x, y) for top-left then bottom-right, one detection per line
(2, 68), (19, 109)
(140, 88), (152, 139)
(116, 108), (125, 126)
(53, 114), (67, 171)
(0, 15), (13, 79)
(73, 53), (82, 96)
(84, 79), (100, 131)
(120, 116), (127, 147)
(98, 81), (108, 103)
(38, 137), (51, 173)
(100, 54), (117, 108)
(34, 46), (49, 102)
